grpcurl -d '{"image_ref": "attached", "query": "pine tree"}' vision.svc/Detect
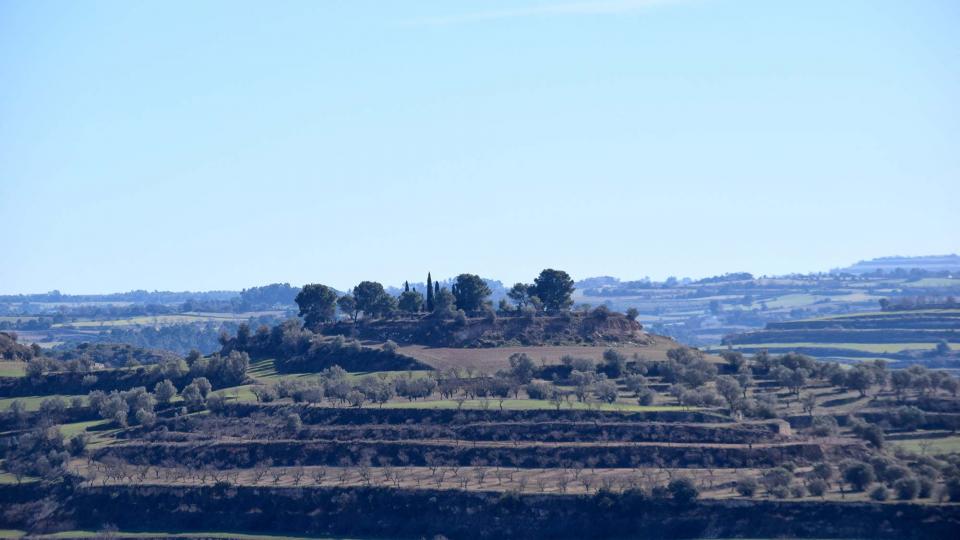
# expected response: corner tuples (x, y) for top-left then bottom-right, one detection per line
(426, 273), (434, 312)
(404, 281), (410, 293)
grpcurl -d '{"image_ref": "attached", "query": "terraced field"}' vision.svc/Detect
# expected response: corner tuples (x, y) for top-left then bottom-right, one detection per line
(723, 309), (960, 362)
(396, 334), (717, 373)
(90, 404), (835, 491)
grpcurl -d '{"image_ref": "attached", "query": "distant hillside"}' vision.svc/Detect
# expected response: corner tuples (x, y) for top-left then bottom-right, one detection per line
(572, 266), (960, 347)
(833, 254), (960, 275)
(723, 308), (960, 366)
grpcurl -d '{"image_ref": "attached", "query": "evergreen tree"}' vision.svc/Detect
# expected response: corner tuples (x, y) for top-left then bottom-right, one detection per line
(426, 273), (434, 312)
(404, 281), (410, 293)
(452, 273), (492, 312)
(295, 284), (338, 329)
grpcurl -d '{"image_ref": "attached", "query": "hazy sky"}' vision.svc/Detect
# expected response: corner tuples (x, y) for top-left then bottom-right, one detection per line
(2, 0), (958, 294)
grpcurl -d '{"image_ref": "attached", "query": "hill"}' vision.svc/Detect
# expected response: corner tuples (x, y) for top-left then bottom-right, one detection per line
(834, 254), (960, 275)
(4, 325), (960, 538)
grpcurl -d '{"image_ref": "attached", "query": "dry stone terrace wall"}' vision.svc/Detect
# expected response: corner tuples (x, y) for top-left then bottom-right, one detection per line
(219, 402), (733, 424)
(23, 484), (960, 540)
(96, 439), (827, 469)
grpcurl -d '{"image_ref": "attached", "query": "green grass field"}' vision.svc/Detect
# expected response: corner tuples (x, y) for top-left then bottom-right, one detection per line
(0, 361), (26, 377)
(891, 435), (960, 455)
(0, 394), (86, 412)
(58, 419), (110, 439)
(213, 385), (259, 404)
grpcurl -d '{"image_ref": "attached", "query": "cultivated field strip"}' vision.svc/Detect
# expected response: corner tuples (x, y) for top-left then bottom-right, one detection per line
(85, 464), (763, 496)
(144, 415), (784, 444)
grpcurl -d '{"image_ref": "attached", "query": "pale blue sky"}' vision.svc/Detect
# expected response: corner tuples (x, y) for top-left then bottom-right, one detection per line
(1, 0), (958, 294)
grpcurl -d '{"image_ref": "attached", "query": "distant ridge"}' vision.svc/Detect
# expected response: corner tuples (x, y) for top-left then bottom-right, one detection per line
(832, 254), (960, 275)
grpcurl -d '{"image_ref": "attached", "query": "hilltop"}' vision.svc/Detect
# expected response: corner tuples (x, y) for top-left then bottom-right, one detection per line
(5, 257), (960, 356)
(323, 310), (647, 349)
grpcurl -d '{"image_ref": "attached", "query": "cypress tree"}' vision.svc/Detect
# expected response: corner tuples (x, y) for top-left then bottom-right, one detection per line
(426, 273), (434, 312)
(404, 281), (410, 293)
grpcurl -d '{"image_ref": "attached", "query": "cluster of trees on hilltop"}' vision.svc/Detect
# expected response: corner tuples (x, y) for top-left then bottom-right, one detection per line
(295, 269), (576, 329)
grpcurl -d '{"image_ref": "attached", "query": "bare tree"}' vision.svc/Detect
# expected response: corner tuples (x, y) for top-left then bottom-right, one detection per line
(474, 467), (487, 486)
(311, 467), (327, 485)
(252, 461), (270, 484)
(291, 466), (305, 486)
(557, 472), (570, 493)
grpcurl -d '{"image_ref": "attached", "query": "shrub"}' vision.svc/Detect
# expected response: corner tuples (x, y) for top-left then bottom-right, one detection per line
(561, 356), (595, 373)
(206, 394), (226, 413)
(667, 477), (698, 504)
(869, 486), (889, 501)
(636, 388), (656, 406)
(526, 382), (551, 400)
(790, 484), (806, 498)
(841, 460), (876, 491)
(881, 464), (910, 485)
(812, 462), (834, 482)
(761, 467), (793, 493)
(68, 434), (88, 457)
(593, 380), (619, 404)
(894, 406), (926, 430)
(347, 390), (366, 408)
(135, 408), (157, 427)
(769, 486), (790, 499)
(735, 476), (757, 497)
(601, 349), (626, 378)
(850, 419), (884, 449)
(893, 477), (920, 500)
(807, 479), (828, 497)
(809, 416), (838, 437)
(918, 477), (935, 498)
(946, 476), (960, 502)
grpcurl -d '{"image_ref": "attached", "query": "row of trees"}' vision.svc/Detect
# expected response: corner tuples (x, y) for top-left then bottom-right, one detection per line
(295, 269), (576, 328)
